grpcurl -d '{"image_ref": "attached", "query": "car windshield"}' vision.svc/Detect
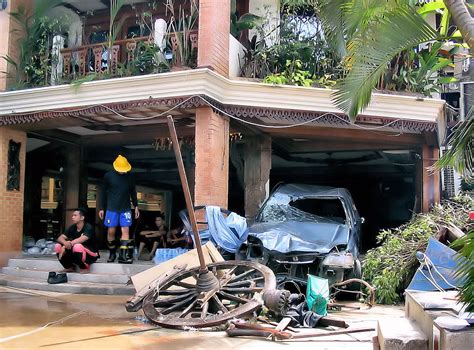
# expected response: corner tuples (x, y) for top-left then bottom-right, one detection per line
(257, 197), (347, 224)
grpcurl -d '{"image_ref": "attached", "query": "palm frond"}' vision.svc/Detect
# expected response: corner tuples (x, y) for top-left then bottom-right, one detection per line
(333, 7), (438, 119)
(318, 0), (349, 57)
(451, 230), (474, 312)
(435, 115), (474, 181)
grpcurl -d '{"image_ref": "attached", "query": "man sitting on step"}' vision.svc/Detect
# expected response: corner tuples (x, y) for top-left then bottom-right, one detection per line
(54, 208), (99, 274)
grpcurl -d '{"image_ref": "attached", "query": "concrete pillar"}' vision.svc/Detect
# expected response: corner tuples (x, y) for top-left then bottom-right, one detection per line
(0, 127), (26, 265)
(244, 136), (272, 219)
(0, 0), (30, 91)
(198, 0), (230, 76)
(63, 146), (80, 228)
(194, 107), (229, 208)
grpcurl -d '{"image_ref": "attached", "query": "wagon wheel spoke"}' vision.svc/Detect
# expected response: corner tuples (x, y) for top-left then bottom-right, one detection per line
(173, 280), (197, 289)
(159, 289), (194, 296)
(153, 291), (195, 307)
(178, 298), (199, 318)
(229, 268), (257, 283)
(226, 277), (264, 287)
(217, 291), (251, 304)
(200, 301), (209, 319)
(212, 295), (228, 313)
(161, 294), (197, 315)
(220, 287), (263, 293)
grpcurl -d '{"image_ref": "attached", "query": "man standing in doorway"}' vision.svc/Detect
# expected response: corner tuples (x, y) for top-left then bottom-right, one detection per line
(99, 155), (140, 264)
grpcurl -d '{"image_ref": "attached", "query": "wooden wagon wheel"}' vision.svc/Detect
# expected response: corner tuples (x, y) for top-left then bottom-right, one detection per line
(142, 260), (277, 329)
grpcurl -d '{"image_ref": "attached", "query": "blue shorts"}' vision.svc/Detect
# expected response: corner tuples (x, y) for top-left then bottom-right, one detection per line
(104, 210), (132, 227)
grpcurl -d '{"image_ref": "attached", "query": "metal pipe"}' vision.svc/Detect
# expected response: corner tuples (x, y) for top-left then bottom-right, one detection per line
(166, 115), (207, 272)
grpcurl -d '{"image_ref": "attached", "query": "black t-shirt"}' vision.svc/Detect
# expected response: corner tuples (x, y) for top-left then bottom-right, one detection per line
(65, 222), (97, 252)
(99, 171), (138, 212)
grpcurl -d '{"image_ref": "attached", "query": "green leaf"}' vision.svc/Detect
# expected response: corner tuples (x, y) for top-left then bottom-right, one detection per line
(435, 115), (474, 181)
(437, 76), (457, 84)
(236, 13), (262, 30)
(333, 7), (438, 120)
(439, 8), (451, 37)
(417, 0), (446, 17)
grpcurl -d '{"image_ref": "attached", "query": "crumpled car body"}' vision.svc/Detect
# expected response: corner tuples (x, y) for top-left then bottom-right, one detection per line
(245, 184), (362, 286)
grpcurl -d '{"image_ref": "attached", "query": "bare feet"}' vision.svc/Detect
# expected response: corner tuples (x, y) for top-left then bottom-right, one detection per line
(79, 268), (90, 274)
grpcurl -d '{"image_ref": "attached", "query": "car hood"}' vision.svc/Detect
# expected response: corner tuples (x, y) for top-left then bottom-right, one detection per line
(248, 220), (350, 254)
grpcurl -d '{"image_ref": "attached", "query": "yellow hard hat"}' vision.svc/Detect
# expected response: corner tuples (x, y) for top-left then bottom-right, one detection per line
(113, 155), (132, 173)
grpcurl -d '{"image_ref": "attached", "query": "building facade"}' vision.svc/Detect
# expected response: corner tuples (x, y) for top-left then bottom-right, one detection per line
(0, 0), (444, 262)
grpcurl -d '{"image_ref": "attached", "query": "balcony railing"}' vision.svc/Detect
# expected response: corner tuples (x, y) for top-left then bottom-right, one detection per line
(56, 30), (198, 81)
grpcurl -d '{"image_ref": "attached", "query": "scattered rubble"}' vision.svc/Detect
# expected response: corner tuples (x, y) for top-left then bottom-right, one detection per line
(24, 237), (56, 255)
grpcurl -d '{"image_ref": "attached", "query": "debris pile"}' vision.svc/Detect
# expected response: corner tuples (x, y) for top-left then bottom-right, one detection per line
(24, 237), (56, 255)
(363, 194), (474, 304)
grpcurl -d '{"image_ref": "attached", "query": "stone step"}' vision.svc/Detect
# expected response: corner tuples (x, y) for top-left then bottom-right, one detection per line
(377, 317), (428, 350)
(7, 258), (152, 275)
(2, 266), (130, 284)
(0, 273), (134, 295)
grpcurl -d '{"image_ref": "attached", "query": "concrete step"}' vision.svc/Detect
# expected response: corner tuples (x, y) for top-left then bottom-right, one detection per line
(377, 317), (428, 350)
(7, 258), (151, 275)
(0, 273), (134, 295)
(2, 266), (130, 284)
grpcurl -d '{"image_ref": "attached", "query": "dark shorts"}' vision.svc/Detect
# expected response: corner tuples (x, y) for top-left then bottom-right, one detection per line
(104, 210), (132, 227)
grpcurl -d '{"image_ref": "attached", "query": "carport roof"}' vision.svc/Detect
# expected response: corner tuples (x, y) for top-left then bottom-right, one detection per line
(0, 68), (445, 133)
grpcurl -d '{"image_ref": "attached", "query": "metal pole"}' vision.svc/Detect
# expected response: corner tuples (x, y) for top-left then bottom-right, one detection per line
(166, 115), (207, 272)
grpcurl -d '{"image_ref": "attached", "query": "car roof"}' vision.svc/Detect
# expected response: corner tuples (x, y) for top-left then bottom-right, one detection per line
(273, 183), (352, 199)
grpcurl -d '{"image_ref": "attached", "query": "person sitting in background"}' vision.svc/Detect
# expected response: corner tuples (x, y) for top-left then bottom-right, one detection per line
(54, 208), (99, 273)
(166, 225), (190, 249)
(136, 215), (168, 260)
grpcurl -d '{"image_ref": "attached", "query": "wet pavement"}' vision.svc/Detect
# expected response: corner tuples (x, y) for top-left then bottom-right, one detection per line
(0, 286), (404, 349)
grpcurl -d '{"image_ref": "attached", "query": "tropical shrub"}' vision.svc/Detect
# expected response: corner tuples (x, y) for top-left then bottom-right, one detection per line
(240, 3), (345, 85)
(264, 59), (314, 86)
(3, 0), (64, 89)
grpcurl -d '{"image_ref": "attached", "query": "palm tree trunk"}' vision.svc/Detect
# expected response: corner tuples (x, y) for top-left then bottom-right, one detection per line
(444, 0), (474, 54)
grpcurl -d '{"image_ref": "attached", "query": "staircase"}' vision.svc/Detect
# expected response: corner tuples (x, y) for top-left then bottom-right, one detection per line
(0, 254), (154, 295)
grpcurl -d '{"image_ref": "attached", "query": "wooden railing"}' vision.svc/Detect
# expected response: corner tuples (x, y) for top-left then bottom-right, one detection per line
(59, 30), (198, 78)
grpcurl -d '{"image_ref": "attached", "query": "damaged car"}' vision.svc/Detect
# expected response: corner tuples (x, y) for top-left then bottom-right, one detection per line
(245, 184), (363, 287)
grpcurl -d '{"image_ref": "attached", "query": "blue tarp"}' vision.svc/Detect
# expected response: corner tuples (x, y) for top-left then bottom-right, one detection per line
(179, 206), (248, 253)
(205, 206), (248, 253)
(407, 238), (465, 292)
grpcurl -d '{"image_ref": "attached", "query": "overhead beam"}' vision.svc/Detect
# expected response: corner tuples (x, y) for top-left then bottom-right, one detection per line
(272, 138), (419, 153)
(265, 125), (425, 146)
(82, 125), (195, 146)
(28, 129), (81, 146)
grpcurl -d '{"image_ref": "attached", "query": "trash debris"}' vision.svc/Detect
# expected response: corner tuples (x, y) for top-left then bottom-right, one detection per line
(179, 205), (248, 257)
(407, 238), (466, 292)
(226, 320), (374, 341)
(24, 238), (56, 255)
(306, 275), (329, 316)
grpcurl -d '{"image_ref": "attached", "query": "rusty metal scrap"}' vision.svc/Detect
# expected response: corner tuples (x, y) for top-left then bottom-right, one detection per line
(330, 278), (376, 306)
(227, 321), (374, 341)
